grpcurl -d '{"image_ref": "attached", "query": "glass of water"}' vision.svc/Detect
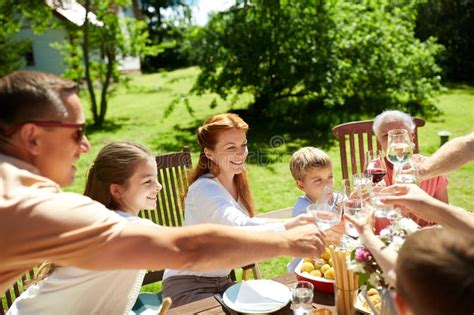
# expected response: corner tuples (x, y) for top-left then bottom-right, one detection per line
(341, 179), (369, 238)
(290, 281), (314, 315)
(372, 188), (401, 234)
(307, 199), (342, 231)
(393, 159), (419, 184)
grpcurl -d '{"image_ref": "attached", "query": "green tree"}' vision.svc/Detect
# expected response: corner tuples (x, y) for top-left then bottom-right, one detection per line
(138, 0), (194, 71)
(186, 0), (443, 118)
(53, 0), (159, 127)
(1, 0), (158, 126)
(0, 0), (54, 76)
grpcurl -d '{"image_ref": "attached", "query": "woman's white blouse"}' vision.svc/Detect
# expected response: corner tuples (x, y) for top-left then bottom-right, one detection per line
(164, 174), (285, 279)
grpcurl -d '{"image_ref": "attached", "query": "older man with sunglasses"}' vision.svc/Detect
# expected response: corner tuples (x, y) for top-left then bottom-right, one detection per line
(0, 71), (326, 295)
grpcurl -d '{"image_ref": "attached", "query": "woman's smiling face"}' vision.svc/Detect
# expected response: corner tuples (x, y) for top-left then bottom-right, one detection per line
(204, 128), (248, 176)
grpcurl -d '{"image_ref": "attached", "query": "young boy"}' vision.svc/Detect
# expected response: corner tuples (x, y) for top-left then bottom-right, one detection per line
(288, 147), (334, 271)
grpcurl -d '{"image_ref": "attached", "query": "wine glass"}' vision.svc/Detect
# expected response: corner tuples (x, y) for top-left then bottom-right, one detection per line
(371, 187), (401, 234)
(386, 129), (413, 165)
(393, 159), (419, 184)
(290, 281), (314, 315)
(307, 189), (343, 232)
(341, 179), (369, 238)
(364, 150), (387, 184)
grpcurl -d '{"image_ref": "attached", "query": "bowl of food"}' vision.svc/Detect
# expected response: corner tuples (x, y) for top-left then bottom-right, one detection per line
(294, 249), (335, 294)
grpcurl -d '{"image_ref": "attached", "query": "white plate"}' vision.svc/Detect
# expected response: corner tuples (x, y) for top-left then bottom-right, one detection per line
(223, 279), (290, 314)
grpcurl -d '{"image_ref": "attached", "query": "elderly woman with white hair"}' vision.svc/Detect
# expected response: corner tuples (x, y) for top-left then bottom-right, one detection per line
(372, 110), (449, 226)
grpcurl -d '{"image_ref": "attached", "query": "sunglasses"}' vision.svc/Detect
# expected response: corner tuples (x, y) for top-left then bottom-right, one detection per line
(3, 121), (86, 143)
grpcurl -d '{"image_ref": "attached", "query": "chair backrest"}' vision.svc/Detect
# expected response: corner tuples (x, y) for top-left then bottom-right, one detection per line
(332, 117), (425, 180)
(1, 269), (36, 315)
(139, 146), (193, 227)
(139, 147), (193, 285)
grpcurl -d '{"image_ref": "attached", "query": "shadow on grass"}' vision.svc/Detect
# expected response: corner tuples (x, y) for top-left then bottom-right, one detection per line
(443, 82), (474, 94)
(85, 116), (131, 135)
(149, 124), (201, 154)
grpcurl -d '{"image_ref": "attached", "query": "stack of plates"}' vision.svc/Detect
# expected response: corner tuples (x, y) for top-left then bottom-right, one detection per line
(223, 279), (291, 314)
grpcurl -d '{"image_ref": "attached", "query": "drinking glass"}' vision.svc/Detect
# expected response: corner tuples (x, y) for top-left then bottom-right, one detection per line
(393, 159), (419, 184)
(386, 129), (413, 165)
(352, 173), (373, 203)
(341, 179), (369, 238)
(290, 281), (314, 315)
(307, 194), (343, 232)
(372, 188), (400, 234)
(364, 150), (387, 184)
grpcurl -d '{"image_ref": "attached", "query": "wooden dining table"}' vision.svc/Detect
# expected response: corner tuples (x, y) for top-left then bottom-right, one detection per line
(167, 215), (346, 315)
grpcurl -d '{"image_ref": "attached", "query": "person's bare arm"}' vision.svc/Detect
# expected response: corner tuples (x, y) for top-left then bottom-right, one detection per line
(382, 184), (474, 234)
(73, 223), (325, 271)
(344, 211), (398, 287)
(265, 214), (316, 230)
(419, 132), (474, 180)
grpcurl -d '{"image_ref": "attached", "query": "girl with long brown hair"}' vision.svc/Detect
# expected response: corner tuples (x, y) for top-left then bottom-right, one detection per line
(163, 113), (313, 307)
(9, 142), (162, 315)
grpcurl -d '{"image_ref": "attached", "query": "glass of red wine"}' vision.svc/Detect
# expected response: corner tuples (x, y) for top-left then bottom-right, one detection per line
(364, 150), (387, 184)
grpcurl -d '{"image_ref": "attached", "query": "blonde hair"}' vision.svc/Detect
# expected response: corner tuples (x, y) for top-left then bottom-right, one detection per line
(189, 113), (256, 216)
(396, 228), (474, 315)
(289, 147), (332, 181)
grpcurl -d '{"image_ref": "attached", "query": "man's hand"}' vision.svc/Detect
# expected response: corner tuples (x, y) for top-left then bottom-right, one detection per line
(284, 213), (315, 230)
(380, 184), (432, 221)
(284, 224), (325, 258)
(344, 207), (376, 241)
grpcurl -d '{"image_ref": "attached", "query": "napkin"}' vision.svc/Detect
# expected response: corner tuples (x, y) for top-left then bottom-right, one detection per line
(233, 280), (289, 312)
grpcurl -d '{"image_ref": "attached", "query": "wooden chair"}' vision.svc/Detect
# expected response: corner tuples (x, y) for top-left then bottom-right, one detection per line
(1, 269), (36, 315)
(332, 118), (425, 180)
(139, 146), (261, 285)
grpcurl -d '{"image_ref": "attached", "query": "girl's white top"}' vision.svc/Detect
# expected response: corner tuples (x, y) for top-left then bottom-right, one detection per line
(164, 174), (285, 279)
(8, 211), (155, 315)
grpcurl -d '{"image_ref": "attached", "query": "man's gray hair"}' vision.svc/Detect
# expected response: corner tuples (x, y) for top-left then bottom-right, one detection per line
(373, 110), (416, 135)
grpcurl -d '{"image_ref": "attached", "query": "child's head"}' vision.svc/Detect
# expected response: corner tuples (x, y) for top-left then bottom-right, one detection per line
(84, 142), (161, 215)
(290, 147), (333, 203)
(395, 228), (474, 315)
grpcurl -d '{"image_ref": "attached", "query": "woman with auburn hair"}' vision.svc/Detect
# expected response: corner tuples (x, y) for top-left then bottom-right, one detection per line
(162, 113), (314, 307)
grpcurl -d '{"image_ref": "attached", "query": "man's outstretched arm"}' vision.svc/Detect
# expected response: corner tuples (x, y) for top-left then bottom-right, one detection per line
(73, 223), (325, 272)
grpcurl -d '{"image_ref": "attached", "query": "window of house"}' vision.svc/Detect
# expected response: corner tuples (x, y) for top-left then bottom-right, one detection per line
(25, 45), (35, 66)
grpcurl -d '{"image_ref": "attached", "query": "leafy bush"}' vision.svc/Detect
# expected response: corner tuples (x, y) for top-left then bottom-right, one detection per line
(186, 0), (444, 118)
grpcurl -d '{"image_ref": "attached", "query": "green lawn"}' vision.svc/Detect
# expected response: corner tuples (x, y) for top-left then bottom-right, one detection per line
(70, 67), (473, 289)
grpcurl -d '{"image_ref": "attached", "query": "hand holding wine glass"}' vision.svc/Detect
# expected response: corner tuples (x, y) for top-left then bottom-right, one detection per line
(341, 179), (369, 238)
(307, 185), (343, 232)
(393, 159), (419, 184)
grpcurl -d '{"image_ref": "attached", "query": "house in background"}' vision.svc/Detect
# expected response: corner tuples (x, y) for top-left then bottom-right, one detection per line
(17, 0), (141, 75)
